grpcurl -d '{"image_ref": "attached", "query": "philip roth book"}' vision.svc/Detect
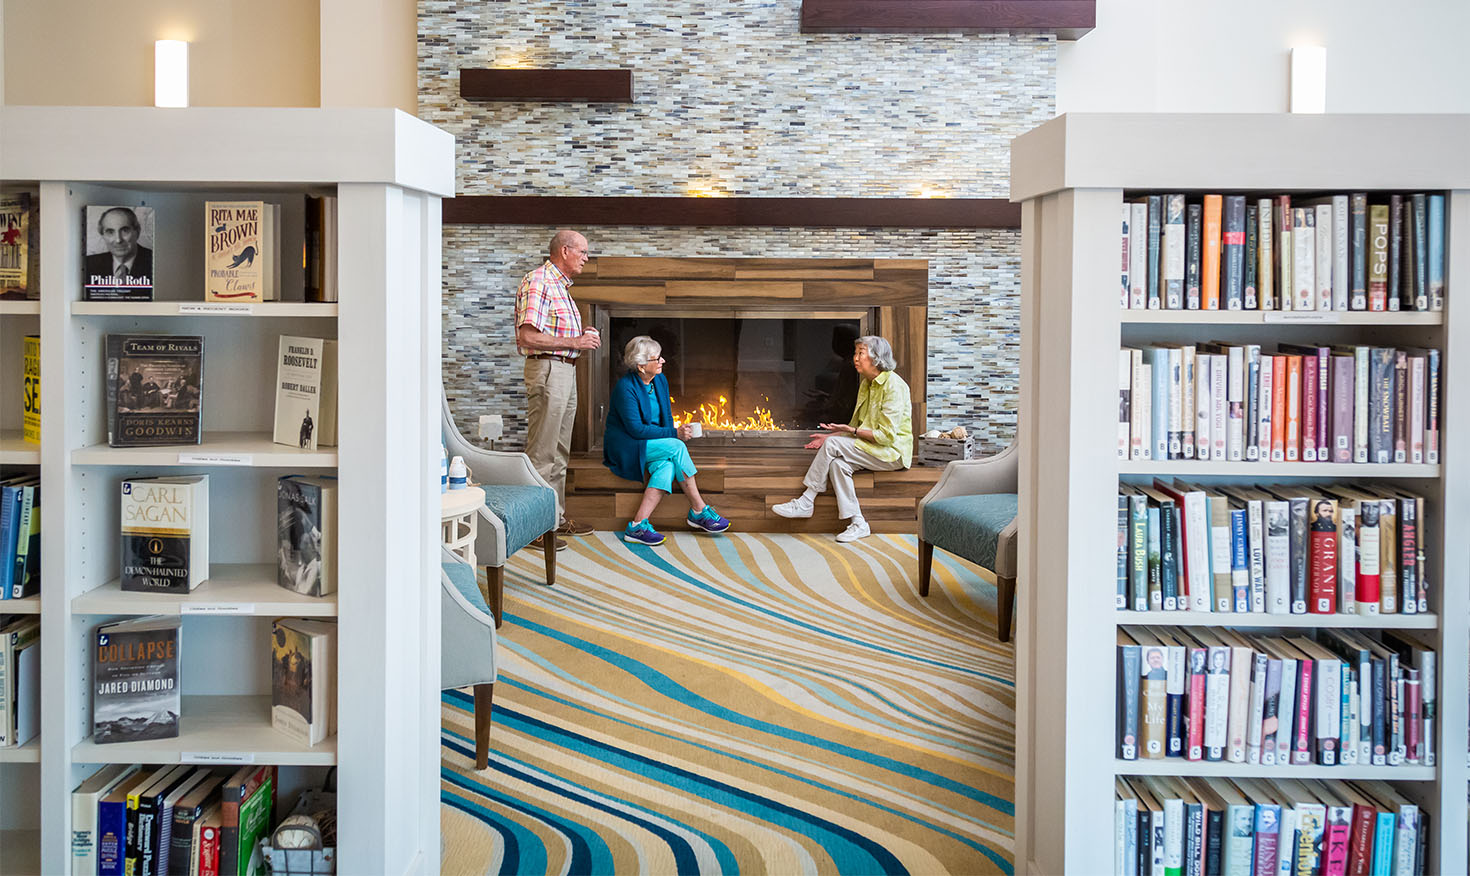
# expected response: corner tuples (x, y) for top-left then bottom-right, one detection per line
(271, 618), (337, 746)
(92, 616), (181, 744)
(22, 335), (39, 444)
(83, 205), (155, 301)
(0, 193), (38, 299)
(121, 476), (210, 593)
(272, 336), (338, 450)
(205, 201), (279, 301)
(105, 334), (204, 447)
(276, 475), (337, 597)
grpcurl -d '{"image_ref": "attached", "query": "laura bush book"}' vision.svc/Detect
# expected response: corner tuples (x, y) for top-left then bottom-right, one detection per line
(83, 205), (155, 301)
(93, 616), (181, 744)
(106, 334), (203, 447)
(277, 475), (337, 597)
(121, 476), (209, 593)
(271, 618), (337, 746)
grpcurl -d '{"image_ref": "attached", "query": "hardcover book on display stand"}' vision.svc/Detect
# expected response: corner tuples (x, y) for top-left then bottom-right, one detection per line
(271, 617), (338, 746)
(0, 193), (38, 299)
(83, 205), (156, 301)
(22, 334), (39, 444)
(120, 475), (210, 593)
(272, 335), (338, 451)
(205, 200), (280, 302)
(276, 475), (337, 597)
(92, 615), (181, 744)
(105, 334), (204, 447)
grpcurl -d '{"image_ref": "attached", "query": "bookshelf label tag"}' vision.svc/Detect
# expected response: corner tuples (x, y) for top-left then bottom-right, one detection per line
(178, 302), (254, 315)
(178, 453), (253, 466)
(1262, 311), (1340, 324)
(180, 603), (255, 615)
(182, 751), (255, 765)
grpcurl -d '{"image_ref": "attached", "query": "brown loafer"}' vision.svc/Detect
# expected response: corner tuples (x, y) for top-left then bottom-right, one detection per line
(556, 518), (594, 536)
(530, 534), (567, 551)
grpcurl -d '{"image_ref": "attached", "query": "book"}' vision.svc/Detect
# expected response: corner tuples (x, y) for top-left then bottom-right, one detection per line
(141, 766), (211, 876)
(105, 334), (205, 447)
(72, 764), (142, 875)
(219, 764), (276, 876)
(304, 194), (339, 304)
(277, 475), (338, 597)
(0, 193), (38, 299)
(93, 615), (181, 743)
(22, 334), (39, 444)
(169, 772), (226, 876)
(127, 764), (192, 875)
(205, 201), (280, 302)
(97, 768), (155, 876)
(194, 802), (223, 876)
(121, 475), (210, 593)
(271, 617), (338, 746)
(84, 205), (156, 301)
(272, 336), (339, 450)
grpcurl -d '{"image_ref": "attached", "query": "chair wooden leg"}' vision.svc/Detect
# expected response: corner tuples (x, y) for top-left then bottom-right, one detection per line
(484, 565), (504, 629)
(918, 540), (934, 597)
(473, 682), (494, 770)
(544, 532), (557, 587)
(997, 575), (1016, 643)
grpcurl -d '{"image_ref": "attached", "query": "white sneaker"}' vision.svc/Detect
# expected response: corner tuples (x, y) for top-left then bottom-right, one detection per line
(836, 519), (871, 542)
(771, 496), (814, 518)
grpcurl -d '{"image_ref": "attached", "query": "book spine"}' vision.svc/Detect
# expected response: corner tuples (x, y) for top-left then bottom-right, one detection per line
(1257, 198), (1275, 310)
(1244, 203), (1258, 310)
(1393, 351), (1408, 464)
(1400, 198), (1416, 313)
(1315, 348), (1330, 461)
(1350, 193), (1368, 310)
(1246, 500), (1264, 612)
(1120, 351), (1133, 460)
(1309, 502), (1338, 613)
(1186, 202), (1202, 309)
(1165, 646), (1186, 758)
(1257, 355), (1273, 461)
(1117, 495), (1129, 609)
(1130, 494), (1149, 611)
(1404, 668), (1421, 763)
(1261, 658), (1282, 764)
(1368, 203), (1389, 311)
(1210, 497), (1232, 611)
(1152, 350), (1169, 461)
(1409, 355), (1424, 464)
(1389, 194), (1404, 311)
(1147, 506), (1163, 610)
(1229, 509), (1249, 612)
(1164, 195), (1185, 309)
(1315, 203), (1333, 311)
(1356, 501), (1381, 614)
(1132, 202), (1150, 310)
(1253, 806), (1280, 876)
(1315, 659), (1341, 765)
(98, 798), (127, 876)
(1225, 195), (1248, 310)
(1186, 649), (1206, 760)
(1276, 196), (1293, 310)
(1182, 346), (1196, 458)
(1202, 194), (1222, 310)
(1147, 196), (1164, 309)
(1332, 195), (1349, 311)
(1399, 497), (1417, 616)
(1293, 207), (1315, 311)
(1427, 194), (1444, 310)
(1300, 353), (1318, 461)
(1264, 501), (1290, 613)
(1369, 349), (1393, 463)
(1284, 356), (1301, 461)
(1245, 346), (1260, 460)
(1121, 203), (1133, 308)
(1419, 650), (1436, 766)
(1292, 658), (1314, 764)
(1195, 355), (1212, 460)
(1338, 506), (1357, 615)
(1275, 658), (1297, 767)
(1211, 355), (1227, 461)
(1332, 356), (1354, 462)
(1204, 648), (1229, 760)
(1412, 193), (1428, 311)
(1245, 651), (1268, 764)
(1347, 805), (1374, 876)
(1353, 347), (1370, 462)
(1160, 501), (1179, 611)
(1168, 348), (1184, 459)
(1119, 645), (1141, 759)
(1426, 348), (1440, 463)
(1287, 498), (1308, 614)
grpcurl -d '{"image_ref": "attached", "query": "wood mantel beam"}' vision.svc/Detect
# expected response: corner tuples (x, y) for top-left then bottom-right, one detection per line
(800, 0), (1095, 40)
(443, 196), (1020, 229)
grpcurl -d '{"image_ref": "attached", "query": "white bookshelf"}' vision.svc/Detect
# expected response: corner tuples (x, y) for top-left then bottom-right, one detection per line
(1011, 114), (1470, 876)
(1, 106), (452, 876)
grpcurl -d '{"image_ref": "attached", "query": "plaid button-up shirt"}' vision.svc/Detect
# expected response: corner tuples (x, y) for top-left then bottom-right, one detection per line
(514, 260), (584, 358)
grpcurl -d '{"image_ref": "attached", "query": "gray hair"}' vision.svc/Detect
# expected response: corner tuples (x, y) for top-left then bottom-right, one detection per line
(623, 335), (662, 371)
(856, 335), (896, 372)
(97, 206), (140, 233)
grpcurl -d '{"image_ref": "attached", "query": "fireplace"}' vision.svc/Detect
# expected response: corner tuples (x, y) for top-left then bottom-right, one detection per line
(568, 257), (928, 452)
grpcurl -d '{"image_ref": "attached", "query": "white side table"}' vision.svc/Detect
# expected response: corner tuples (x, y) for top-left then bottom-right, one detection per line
(441, 485), (485, 568)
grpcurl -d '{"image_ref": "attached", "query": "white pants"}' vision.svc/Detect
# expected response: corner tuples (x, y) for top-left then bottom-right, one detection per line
(802, 435), (904, 520)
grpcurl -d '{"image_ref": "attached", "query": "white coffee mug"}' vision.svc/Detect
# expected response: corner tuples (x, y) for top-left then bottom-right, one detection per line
(687, 422), (703, 438)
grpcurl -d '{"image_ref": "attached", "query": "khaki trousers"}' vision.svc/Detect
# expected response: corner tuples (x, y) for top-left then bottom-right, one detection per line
(802, 435), (904, 520)
(523, 358), (577, 519)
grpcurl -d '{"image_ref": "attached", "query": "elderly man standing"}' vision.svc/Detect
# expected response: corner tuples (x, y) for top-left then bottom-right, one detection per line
(516, 229), (602, 547)
(771, 335), (913, 543)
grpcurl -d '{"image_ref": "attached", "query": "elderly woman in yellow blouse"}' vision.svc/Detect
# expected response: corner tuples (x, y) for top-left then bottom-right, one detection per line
(771, 335), (913, 542)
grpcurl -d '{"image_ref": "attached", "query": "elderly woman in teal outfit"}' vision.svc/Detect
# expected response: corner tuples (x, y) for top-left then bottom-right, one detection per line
(603, 336), (730, 545)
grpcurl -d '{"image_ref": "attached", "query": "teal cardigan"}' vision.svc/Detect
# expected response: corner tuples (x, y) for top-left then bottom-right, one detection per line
(602, 371), (677, 483)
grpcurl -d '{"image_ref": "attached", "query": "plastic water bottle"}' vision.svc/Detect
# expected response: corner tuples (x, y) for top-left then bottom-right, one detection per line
(441, 443), (448, 493)
(448, 455), (468, 490)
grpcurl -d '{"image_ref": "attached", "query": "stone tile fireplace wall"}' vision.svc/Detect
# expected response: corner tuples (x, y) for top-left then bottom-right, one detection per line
(420, 0), (1055, 455)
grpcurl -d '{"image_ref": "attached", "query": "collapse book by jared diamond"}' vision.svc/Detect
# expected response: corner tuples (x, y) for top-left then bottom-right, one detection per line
(92, 616), (181, 744)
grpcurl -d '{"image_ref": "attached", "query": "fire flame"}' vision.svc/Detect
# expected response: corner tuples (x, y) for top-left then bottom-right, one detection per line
(671, 395), (784, 431)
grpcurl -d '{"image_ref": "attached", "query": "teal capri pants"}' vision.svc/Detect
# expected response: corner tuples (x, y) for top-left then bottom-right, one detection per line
(644, 437), (697, 493)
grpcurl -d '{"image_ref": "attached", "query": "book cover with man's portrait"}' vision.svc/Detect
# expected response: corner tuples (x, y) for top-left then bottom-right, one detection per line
(83, 205), (156, 301)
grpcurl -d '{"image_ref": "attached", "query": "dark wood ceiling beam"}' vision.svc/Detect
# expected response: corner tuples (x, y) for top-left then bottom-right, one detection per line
(460, 69), (634, 103)
(800, 0), (1095, 40)
(442, 196), (1020, 229)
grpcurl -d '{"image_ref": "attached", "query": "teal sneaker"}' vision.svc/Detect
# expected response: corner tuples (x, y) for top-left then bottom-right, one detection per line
(687, 505), (731, 533)
(622, 520), (666, 546)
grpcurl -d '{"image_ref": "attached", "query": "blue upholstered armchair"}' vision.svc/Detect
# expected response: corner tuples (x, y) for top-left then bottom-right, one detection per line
(917, 444), (1019, 642)
(442, 394), (559, 627)
(441, 545), (497, 770)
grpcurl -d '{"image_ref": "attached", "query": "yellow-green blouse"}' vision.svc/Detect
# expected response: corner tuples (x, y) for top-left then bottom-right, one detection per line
(848, 369), (913, 467)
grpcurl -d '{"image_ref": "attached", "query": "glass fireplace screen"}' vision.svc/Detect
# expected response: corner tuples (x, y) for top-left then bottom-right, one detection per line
(607, 315), (865, 432)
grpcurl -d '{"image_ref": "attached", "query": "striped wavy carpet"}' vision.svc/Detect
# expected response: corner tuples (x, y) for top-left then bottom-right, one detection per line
(440, 532), (1015, 875)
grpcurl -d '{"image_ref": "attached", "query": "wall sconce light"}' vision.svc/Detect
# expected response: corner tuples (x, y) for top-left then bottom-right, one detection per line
(1289, 45), (1326, 114)
(155, 40), (190, 108)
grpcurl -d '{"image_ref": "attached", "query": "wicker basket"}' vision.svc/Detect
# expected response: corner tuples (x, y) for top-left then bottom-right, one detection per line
(916, 434), (976, 467)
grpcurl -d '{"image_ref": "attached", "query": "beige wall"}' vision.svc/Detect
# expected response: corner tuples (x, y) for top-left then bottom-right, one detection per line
(3, 0), (319, 107)
(320, 0), (417, 113)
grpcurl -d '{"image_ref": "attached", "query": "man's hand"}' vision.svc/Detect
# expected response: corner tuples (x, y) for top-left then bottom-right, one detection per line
(804, 433), (829, 450)
(573, 329), (602, 351)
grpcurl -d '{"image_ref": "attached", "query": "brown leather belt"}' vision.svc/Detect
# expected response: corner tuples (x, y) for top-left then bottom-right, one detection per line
(527, 354), (575, 364)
